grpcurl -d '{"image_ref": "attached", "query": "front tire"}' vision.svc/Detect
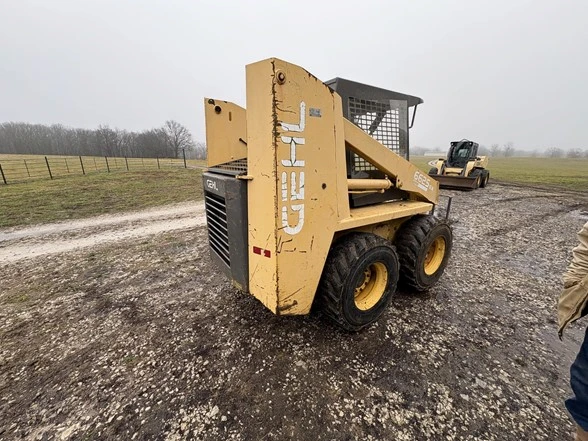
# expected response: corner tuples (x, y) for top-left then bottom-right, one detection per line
(395, 215), (452, 292)
(469, 168), (483, 189)
(318, 233), (399, 331)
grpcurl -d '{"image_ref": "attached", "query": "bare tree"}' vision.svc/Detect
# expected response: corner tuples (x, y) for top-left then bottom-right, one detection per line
(546, 147), (563, 158)
(567, 148), (583, 158)
(0, 120), (203, 159)
(490, 143), (501, 157)
(96, 125), (121, 157)
(503, 142), (515, 157)
(193, 142), (207, 160)
(136, 129), (168, 158)
(163, 120), (194, 158)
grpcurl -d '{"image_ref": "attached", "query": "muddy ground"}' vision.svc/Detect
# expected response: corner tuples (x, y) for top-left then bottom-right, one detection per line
(1, 183), (587, 441)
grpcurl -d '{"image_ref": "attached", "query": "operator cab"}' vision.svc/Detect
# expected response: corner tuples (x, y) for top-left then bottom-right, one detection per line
(447, 140), (479, 168)
(325, 77), (423, 208)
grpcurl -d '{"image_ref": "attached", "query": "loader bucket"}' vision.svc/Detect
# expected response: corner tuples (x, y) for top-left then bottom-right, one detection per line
(429, 174), (478, 190)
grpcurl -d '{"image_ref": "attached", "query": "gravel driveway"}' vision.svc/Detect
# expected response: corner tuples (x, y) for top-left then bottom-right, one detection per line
(0, 183), (587, 440)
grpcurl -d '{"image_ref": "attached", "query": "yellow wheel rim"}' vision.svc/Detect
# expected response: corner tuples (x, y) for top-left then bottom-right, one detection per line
(424, 237), (446, 276)
(354, 262), (388, 311)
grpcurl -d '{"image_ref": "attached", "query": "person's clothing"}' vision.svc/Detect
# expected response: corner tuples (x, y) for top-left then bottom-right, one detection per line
(578, 423), (588, 441)
(559, 222), (588, 337)
(559, 221), (588, 435)
(567, 327), (588, 431)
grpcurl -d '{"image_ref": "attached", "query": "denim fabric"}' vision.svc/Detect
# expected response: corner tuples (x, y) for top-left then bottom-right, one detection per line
(567, 327), (588, 431)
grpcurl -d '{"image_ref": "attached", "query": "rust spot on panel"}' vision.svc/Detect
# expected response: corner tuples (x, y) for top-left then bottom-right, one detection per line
(277, 238), (293, 253)
(277, 300), (298, 313)
(282, 287), (303, 302)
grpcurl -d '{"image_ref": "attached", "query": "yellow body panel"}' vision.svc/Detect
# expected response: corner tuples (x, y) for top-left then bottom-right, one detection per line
(204, 100), (247, 167)
(443, 167), (465, 176)
(337, 201), (433, 231)
(475, 156), (489, 169)
(245, 61), (280, 312)
(246, 59), (344, 315)
(435, 156), (489, 177)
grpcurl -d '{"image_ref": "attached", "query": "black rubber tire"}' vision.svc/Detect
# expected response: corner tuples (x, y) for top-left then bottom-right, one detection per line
(428, 167), (438, 175)
(480, 170), (490, 188)
(317, 233), (399, 331)
(395, 215), (453, 292)
(469, 168), (483, 189)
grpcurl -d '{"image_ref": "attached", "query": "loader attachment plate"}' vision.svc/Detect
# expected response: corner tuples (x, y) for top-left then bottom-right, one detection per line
(429, 174), (478, 190)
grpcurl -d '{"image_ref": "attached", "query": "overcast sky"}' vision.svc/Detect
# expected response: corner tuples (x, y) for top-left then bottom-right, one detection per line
(1, 0), (587, 150)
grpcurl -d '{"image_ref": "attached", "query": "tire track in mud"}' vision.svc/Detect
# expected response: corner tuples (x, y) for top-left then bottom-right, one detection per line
(485, 202), (587, 237)
(490, 180), (588, 197)
(0, 202), (206, 264)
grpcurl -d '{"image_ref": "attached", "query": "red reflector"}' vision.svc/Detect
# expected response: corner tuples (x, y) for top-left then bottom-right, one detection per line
(253, 246), (271, 258)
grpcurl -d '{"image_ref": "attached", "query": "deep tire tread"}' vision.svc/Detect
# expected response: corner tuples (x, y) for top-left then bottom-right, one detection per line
(395, 215), (452, 292)
(318, 233), (398, 332)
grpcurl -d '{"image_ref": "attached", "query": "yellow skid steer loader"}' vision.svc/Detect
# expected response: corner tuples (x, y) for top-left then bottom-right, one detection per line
(203, 58), (453, 331)
(428, 140), (490, 190)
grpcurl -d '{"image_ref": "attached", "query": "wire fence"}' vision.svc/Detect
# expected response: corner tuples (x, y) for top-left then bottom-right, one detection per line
(0, 152), (194, 185)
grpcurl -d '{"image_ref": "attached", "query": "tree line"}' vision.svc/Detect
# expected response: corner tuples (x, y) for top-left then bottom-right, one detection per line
(3, 121), (586, 160)
(412, 142), (588, 158)
(0, 121), (206, 159)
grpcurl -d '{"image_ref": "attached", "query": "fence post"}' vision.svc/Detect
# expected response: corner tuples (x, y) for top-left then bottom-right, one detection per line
(45, 156), (53, 180)
(157, 157), (160, 169)
(182, 149), (187, 168)
(125, 156), (129, 171)
(105, 156), (110, 173)
(24, 159), (30, 177)
(64, 158), (70, 173)
(79, 156), (85, 175)
(0, 163), (7, 184)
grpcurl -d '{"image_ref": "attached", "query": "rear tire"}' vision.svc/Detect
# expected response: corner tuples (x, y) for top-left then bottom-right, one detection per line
(317, 233), (399, 331)
(480, 170), (490, 188)
(395, 215), (452, 292)
(428, 167), (438, 175)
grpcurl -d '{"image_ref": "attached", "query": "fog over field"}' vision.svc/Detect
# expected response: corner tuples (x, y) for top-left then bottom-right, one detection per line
(0, 0), (587, 150)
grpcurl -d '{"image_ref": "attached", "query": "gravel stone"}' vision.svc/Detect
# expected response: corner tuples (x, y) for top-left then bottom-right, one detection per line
(0, 183), (587, 440)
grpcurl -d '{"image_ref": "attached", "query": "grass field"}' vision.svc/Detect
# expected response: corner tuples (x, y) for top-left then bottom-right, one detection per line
(411, 156), (588, 190)
(0, 153), (206, 165)
(1, 153), (586, 229)
(0, 153), (205, 184)
(0, 168), (202, 228)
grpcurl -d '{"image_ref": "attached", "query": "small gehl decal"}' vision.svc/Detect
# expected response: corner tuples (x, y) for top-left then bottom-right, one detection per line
(206, 179), (218, 191)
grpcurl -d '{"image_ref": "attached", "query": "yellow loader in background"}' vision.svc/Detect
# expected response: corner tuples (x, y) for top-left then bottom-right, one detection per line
(203, 58), (453, 331)
(428, 140), (490, 190)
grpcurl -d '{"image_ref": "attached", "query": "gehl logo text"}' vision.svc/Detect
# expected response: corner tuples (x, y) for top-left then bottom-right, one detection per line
(279, 101), (306, 235)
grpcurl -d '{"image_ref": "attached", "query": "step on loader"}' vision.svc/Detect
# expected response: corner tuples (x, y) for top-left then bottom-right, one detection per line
(428, 140), (490, 190)
(203, 58), (453, 331)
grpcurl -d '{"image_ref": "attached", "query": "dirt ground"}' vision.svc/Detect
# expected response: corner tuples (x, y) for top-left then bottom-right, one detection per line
(1, 183), (587, 441)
